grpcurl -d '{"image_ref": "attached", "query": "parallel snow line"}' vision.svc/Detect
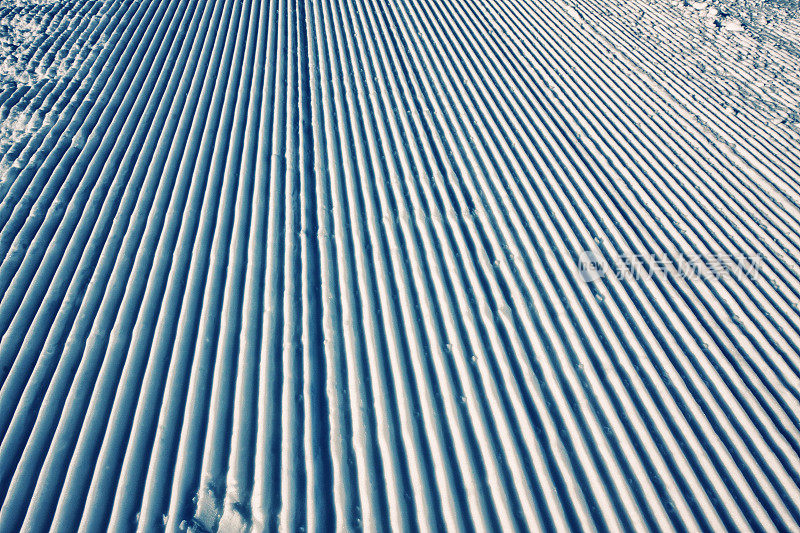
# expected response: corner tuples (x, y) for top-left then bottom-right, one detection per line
(1, 0), (799, 530)
(396, 0), (796, 524)
(564, 0), (800, 174)
(460, 0), (800, 512)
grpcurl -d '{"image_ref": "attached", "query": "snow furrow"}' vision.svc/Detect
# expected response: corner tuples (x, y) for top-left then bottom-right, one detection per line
(1, 0), (799, 530)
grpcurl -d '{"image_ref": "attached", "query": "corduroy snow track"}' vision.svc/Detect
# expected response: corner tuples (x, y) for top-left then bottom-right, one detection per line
(1, 0), (800, 530)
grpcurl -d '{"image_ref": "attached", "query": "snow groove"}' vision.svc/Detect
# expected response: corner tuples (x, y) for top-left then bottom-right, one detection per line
(1, 0), (800, 530)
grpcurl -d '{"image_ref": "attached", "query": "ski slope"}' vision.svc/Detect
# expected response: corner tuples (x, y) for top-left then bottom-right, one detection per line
(1, 0), (800, 529)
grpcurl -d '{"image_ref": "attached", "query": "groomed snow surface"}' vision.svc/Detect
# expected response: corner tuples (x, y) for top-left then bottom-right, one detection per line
(1, 0), (800, 529)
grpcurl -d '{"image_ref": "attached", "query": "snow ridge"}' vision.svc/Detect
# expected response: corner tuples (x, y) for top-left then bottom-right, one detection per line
(0, 0), (800, 530)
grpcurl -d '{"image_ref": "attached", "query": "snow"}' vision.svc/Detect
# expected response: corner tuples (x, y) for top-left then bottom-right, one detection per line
(0, 0), (799, 530)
